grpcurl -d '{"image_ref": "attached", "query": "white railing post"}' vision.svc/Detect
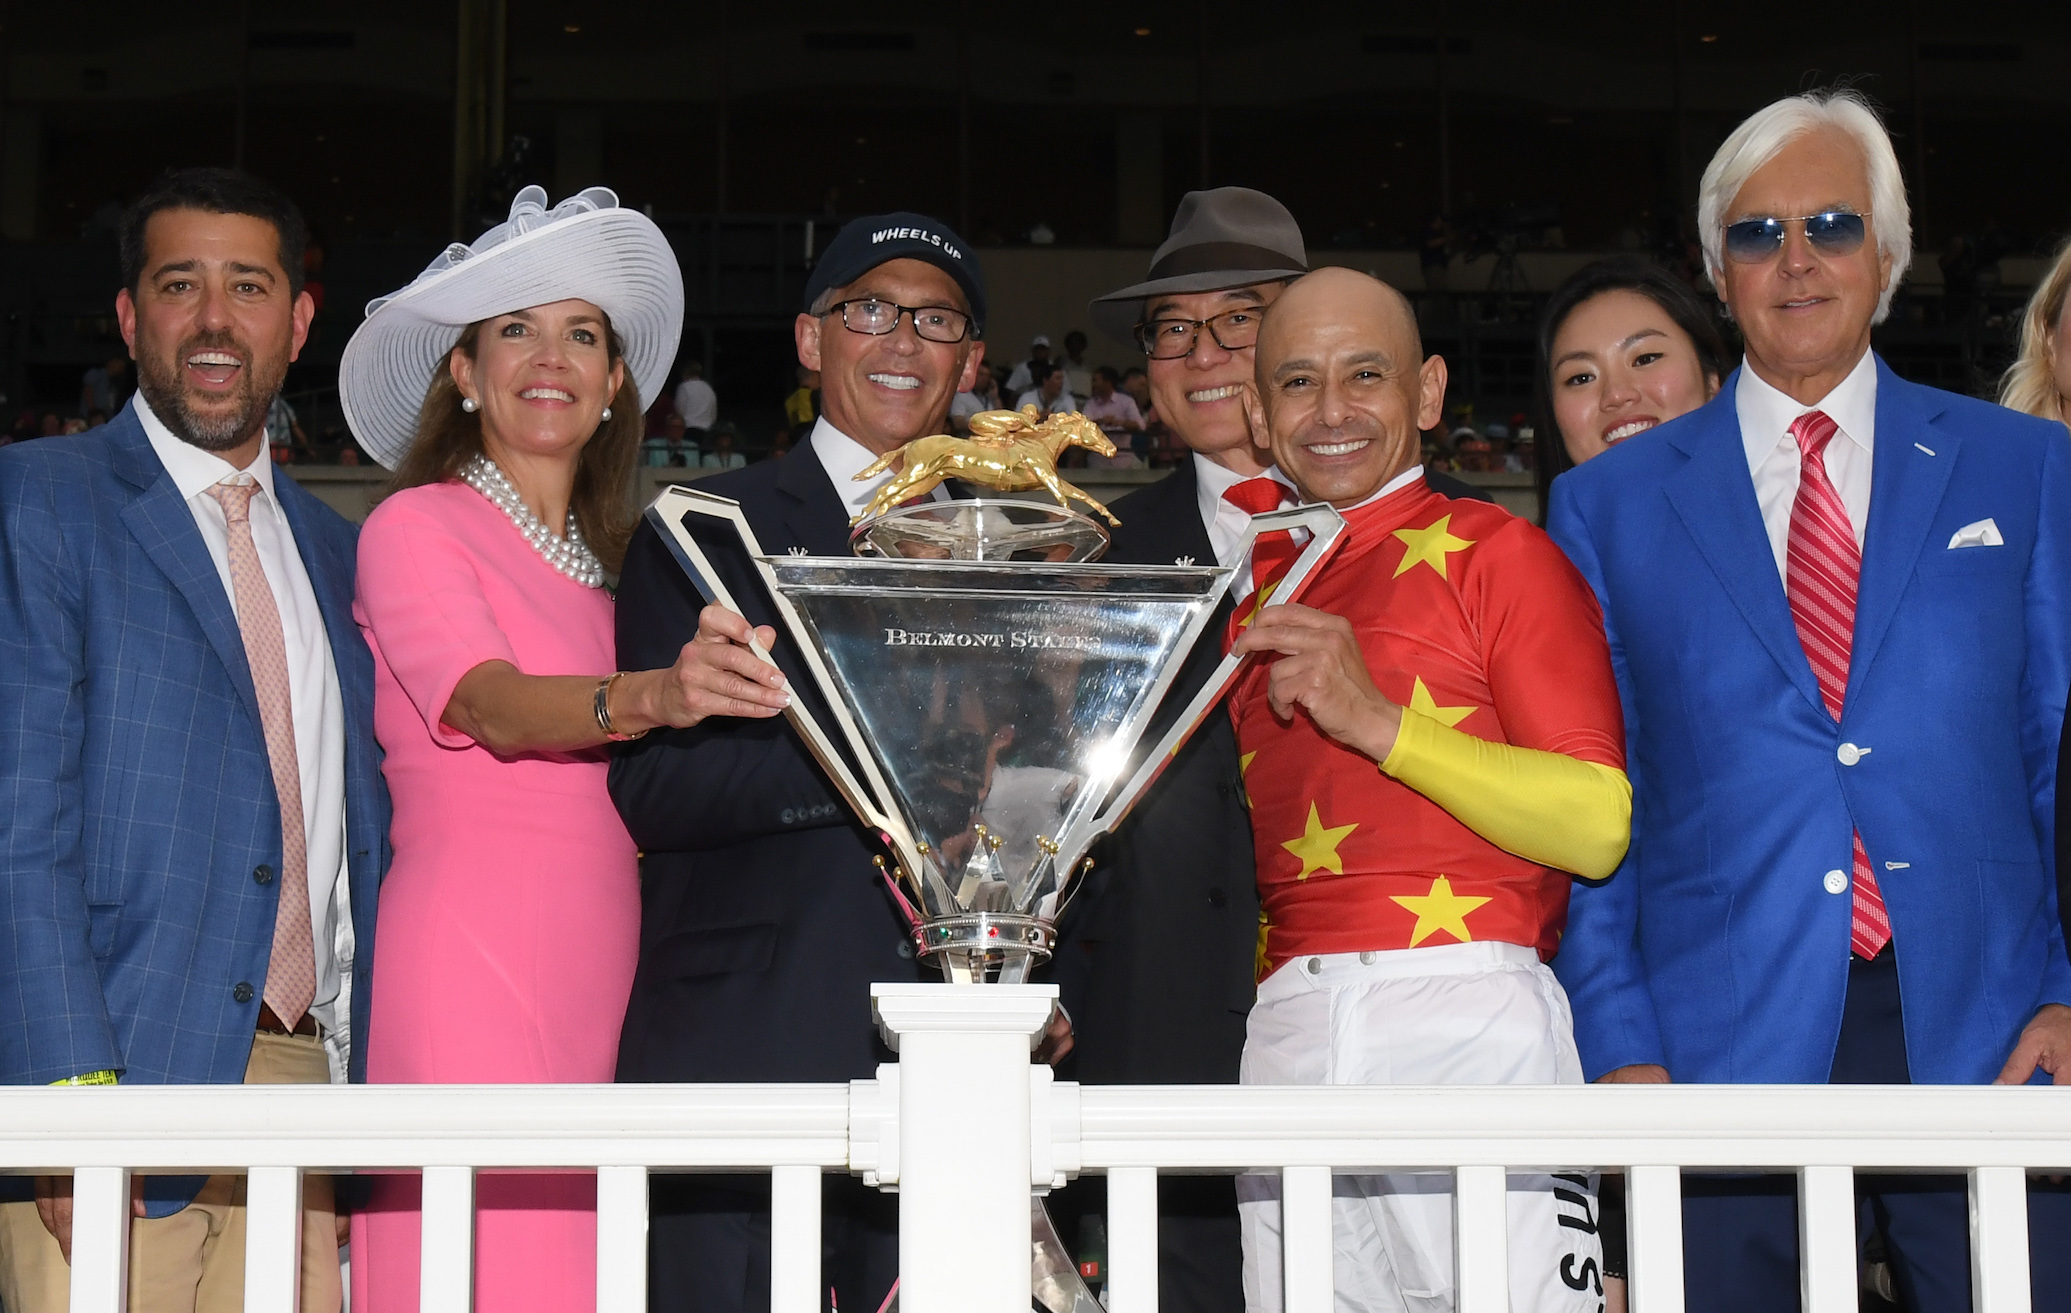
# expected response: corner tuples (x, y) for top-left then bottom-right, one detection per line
(770, 1164), (823, 1313)
(244, 1165), (304, 1312)
(596, 1164), (649, 1310)
(420, 1164), (476, 1312)
(872, 983), (1056, 1313)
(1453, 1165), (1509, 1313)
(1798, 1165), (1856, 1313)
(1971, 1165), (2032, 1313)
(1105, 1166), (1159, 1313)
(68, 1166), (130, 1313)
(1624, 1165), (1684, 1313)
(1280, 1163), (1332, 1313)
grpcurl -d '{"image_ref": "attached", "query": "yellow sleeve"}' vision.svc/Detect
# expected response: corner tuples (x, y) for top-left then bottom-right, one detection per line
(1379, 707), (1631, 880)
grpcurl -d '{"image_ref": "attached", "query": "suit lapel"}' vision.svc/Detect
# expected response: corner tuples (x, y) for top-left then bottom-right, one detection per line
(110, 423), (266, 735)
(1847, 362), (1958, 702)
(775, 446), (855, 555)
(1662, 384), (1829, 719)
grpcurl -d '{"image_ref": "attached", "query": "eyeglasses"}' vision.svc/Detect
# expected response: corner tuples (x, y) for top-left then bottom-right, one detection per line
(1722, 210), (1870, 264)
(823, 299), (972, 344)
(1135, 306), (1266, 359)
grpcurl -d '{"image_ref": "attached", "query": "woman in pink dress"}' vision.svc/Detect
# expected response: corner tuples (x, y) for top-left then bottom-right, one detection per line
(339, 188), (790, 1310)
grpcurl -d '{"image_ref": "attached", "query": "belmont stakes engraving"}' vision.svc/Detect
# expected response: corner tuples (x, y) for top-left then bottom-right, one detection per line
(882, 628), (1100, 652)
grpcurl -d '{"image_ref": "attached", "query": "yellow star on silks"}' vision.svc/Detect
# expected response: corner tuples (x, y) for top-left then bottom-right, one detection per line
(1391, 515), (1476, 580)
(1407, 677), (1475, 728)
(1238, 750), (1258, 805)
(1390, 875), (1493, 947)
(1281, 802), (1358, 880)
(1235, 577), (1282, 634)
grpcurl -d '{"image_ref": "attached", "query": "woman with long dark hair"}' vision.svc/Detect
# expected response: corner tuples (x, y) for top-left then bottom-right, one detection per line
(1533, 257), (1732, 523)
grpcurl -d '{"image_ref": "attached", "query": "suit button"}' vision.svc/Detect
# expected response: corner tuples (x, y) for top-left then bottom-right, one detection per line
(1207, 887), (1227, 908)
(1823, 870), (1849, 895)
(1216, 783), (1232, 798)
(896, 941), (914, 960)
(1836, 743), (1865, 766)
(781, 808), (796, 824)
(253, 865), (274, 886)
(232, 982), (255, 1004)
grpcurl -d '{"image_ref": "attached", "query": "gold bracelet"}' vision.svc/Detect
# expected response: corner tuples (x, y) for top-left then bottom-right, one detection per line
(49, 1071), (117, 1086)
(593, 671), (648, 742)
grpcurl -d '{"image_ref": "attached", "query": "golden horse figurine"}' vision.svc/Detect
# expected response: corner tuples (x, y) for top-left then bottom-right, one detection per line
(852, 404), (1122, 525)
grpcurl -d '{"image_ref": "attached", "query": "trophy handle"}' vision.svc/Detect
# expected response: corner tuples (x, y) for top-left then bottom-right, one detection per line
(1077, 502), (1348, 844)
(643, 487), (928, 881)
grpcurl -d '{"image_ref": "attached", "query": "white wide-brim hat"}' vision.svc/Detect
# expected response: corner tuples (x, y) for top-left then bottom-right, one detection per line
(340, 185), (684, 470)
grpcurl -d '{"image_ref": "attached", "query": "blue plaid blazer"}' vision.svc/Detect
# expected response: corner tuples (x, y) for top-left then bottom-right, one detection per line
(0, 410), (388, 1096)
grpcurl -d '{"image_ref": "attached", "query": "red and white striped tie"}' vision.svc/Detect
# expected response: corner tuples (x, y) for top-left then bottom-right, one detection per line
(1783, 411), (1890, 959)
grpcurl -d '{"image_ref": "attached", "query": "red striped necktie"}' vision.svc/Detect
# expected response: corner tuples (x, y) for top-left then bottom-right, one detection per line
(1783, 410), (1891, 959)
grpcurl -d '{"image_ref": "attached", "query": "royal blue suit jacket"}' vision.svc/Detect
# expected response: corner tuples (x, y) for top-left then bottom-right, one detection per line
(1547, 359), (2071, 1085)
(0, 411), (388, 1098)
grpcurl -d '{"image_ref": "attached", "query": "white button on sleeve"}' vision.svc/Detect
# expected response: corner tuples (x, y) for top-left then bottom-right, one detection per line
(1823, 870), (1849, 895)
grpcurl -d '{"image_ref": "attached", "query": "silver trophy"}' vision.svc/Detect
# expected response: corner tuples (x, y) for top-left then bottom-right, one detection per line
(645, 414), (1344, 1309)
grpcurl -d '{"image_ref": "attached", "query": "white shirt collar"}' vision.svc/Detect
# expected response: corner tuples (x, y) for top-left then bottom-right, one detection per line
(809, 416), (906, 521)
(133, 392), (280, 503)
(1736, 349), (1878, 470)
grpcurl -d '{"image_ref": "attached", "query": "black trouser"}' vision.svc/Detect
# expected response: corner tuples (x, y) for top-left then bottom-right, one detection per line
(647, 1173), (897, 1313)
(1682, 951), (2071, 1313)
(1044, 1174), (1245, 1313)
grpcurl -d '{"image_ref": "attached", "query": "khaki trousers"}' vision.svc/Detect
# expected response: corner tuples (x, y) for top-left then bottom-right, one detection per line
(0, 1032), (342, 1313)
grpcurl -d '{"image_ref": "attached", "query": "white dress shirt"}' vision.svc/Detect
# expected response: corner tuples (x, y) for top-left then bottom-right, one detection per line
(135, 395), (353, 1077)
(809, 416), (947, 521)
(1737, 350), (1877, 584)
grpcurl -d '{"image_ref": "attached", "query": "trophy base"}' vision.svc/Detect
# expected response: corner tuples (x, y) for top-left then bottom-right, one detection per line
(915, 913), (1055, 985)
(851, 498), (1110, 563)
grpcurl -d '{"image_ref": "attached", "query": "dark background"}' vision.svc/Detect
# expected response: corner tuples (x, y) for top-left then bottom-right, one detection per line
(3, 1), (2067, 449)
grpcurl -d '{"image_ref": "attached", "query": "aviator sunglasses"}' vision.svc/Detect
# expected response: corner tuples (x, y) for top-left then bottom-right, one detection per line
(1722, 210), (1870, 263)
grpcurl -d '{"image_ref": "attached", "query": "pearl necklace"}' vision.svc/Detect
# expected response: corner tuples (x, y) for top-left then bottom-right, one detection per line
(458, 454), (605, 589)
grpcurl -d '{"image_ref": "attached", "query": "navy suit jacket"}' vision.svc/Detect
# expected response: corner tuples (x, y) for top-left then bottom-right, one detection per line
(0, 412), (388, 1096)
(1547, 359), (2071, 1085)
(611, 446), (931, 1085)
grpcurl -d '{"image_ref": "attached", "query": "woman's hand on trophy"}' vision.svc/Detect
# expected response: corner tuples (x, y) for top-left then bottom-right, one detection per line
(625, 604), (792, 731)
(1230, 602), (1403, 763)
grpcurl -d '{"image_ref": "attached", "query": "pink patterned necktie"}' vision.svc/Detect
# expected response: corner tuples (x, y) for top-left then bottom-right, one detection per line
(206, 477), (318, 1026)
(1782, 412), (1891, 959)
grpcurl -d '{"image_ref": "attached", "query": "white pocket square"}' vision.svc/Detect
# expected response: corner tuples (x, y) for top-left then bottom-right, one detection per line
(1948, 518), (2004, 549)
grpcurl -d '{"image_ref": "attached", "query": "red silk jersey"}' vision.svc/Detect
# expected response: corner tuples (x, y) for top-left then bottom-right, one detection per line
(1232, 478), (1625, 978)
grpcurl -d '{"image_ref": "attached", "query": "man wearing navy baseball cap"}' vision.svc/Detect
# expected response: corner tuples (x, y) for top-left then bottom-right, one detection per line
(611, 214), (1030, 1312)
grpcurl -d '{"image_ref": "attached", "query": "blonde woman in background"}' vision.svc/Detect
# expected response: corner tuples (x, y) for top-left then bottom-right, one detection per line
(2001, 235), (2071, 427)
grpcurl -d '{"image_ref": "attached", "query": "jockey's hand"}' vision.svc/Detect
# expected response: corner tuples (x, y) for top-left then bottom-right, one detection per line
(1230, 603), (1403, 761)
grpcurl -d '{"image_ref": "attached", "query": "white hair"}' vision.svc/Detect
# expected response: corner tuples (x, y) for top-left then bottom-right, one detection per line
(1697, 89), (1913, 324)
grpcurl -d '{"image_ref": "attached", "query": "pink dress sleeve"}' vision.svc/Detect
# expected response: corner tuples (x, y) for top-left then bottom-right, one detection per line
(355, 492), (518, 749)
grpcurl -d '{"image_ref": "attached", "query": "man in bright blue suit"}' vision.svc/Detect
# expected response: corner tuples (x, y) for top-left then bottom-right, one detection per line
(0, 170), (386, 1310)
(1548, 91), (2071, 1312)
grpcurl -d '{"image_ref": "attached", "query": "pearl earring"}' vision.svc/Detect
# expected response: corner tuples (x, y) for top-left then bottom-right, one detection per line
(460, 397), (479, 413)
(600, 407), (612, 422)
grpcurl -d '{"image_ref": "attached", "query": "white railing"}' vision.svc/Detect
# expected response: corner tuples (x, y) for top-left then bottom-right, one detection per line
(2, 984), (2064, 1313)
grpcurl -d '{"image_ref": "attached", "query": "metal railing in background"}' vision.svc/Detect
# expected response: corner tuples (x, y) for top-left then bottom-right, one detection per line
(2, 984), (2063, 1313)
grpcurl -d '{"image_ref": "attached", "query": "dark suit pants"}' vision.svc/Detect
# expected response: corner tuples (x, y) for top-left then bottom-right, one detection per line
(1044, 1174), (1244, 1313)
(1681, 952), (2071, 1313)
(648, 1173), (896, 1313)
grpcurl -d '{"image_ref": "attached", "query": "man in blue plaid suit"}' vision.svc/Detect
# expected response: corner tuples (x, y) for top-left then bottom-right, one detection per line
(0, 170), (387, 1311)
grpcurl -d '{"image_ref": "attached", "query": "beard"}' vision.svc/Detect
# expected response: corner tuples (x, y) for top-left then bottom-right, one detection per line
(135, 328), (284, 453)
